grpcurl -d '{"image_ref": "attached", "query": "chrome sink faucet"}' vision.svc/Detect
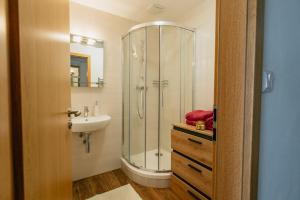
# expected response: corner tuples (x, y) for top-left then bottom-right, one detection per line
(83, 106), (89, 119)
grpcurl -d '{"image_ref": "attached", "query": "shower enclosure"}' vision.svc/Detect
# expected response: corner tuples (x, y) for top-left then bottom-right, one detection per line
(122, 22), (195, 173)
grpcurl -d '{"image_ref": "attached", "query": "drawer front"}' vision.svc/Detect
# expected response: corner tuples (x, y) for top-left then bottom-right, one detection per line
(172, 152), (212, 197)
(171, 175), (210, 200)
(171, 129), (213, 167)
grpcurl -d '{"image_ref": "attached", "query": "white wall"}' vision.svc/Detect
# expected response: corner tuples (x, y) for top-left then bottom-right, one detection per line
(178, 0), (216, 110)
(70, 2), (136, 181)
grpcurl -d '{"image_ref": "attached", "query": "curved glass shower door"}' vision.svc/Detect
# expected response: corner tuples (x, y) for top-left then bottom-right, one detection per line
(145, 26), (160, 170)
(122, 22), (194, 172)
(158, 26), (194, 171)
(129, 28), (146, 168)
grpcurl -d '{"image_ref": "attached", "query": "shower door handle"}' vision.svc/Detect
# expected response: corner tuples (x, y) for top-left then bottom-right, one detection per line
(162, 87), (165, 108)
(161, 80), (168, 108)
(137, 86), (144, 119)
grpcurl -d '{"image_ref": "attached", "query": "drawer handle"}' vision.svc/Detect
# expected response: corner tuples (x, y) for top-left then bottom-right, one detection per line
(188, 164), (202, 174)
(187, 190), (202, 200)
(188, 138), (202, 145)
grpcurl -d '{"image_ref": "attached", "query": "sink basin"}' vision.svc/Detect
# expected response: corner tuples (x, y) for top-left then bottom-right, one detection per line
(71, 115), (111, 133)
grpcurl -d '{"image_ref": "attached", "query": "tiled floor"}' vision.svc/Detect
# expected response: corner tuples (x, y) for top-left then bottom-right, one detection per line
(73, 169), (180, 200)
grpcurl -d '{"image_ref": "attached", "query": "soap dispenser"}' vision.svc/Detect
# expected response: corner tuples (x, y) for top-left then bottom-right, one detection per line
(94, 101), (100, 116)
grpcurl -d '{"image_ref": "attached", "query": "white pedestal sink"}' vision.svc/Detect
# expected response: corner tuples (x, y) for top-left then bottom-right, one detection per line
(71, 115), (111, 133)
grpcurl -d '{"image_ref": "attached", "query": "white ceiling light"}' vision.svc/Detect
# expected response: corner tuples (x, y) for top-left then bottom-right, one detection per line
(72, 35), (82, 43)
(87, 38), (96, 46)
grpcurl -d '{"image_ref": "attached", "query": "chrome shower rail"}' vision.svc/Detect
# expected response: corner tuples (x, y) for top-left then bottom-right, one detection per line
(122, 21), (195, 39)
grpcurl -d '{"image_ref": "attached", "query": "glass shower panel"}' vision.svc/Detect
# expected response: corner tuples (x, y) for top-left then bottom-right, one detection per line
(122, 22), (195, 172)
(145, 26), (160, 170)
(159, 26), (182, 171)
(180, 29), (194, 120)
(122, 35), (130, 161)
(129, 28), (146, 168)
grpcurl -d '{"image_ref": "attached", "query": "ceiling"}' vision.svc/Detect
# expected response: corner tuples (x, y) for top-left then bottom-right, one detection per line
(71, 0), (202, 22)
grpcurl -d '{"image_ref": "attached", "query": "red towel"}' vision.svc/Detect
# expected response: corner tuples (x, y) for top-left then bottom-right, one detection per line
(205, 116), (214, 130)
(185, 110), (213, 121)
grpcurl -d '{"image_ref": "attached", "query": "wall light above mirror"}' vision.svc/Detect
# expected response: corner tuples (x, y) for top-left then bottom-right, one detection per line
(70, 34), (104, 88)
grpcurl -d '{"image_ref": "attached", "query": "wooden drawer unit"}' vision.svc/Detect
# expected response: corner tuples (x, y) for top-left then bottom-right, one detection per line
(171, 174), (210, 200)
(172, 151), (213, 197)
(171, 123), (215, 199)
(171, 128), (213, 167)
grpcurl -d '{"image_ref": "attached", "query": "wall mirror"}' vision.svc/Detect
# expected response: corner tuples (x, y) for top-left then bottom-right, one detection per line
(70, 34), (104, 88)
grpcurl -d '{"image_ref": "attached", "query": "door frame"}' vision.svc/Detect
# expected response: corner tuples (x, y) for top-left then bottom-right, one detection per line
(0, 0), (13, 199)
(214, 0), (264, 199)
(6, 0), (264, 199)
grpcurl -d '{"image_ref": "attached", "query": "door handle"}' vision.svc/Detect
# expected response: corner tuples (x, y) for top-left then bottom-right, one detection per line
(68, 121), (72, 130)
(67, 109), (81, 117)
(67, 109), (80, 130)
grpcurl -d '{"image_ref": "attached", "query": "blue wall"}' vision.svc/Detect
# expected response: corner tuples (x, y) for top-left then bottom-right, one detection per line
(258, 0), (300, 199)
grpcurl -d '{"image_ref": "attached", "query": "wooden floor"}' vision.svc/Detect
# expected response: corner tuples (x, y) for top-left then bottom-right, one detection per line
(73, 169), (180, 200)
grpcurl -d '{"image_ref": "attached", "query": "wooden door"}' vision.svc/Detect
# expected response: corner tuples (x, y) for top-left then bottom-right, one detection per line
(9, 0), (72, 199)
(0, 0), (13, 199)
(214, 0), (263, 199)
